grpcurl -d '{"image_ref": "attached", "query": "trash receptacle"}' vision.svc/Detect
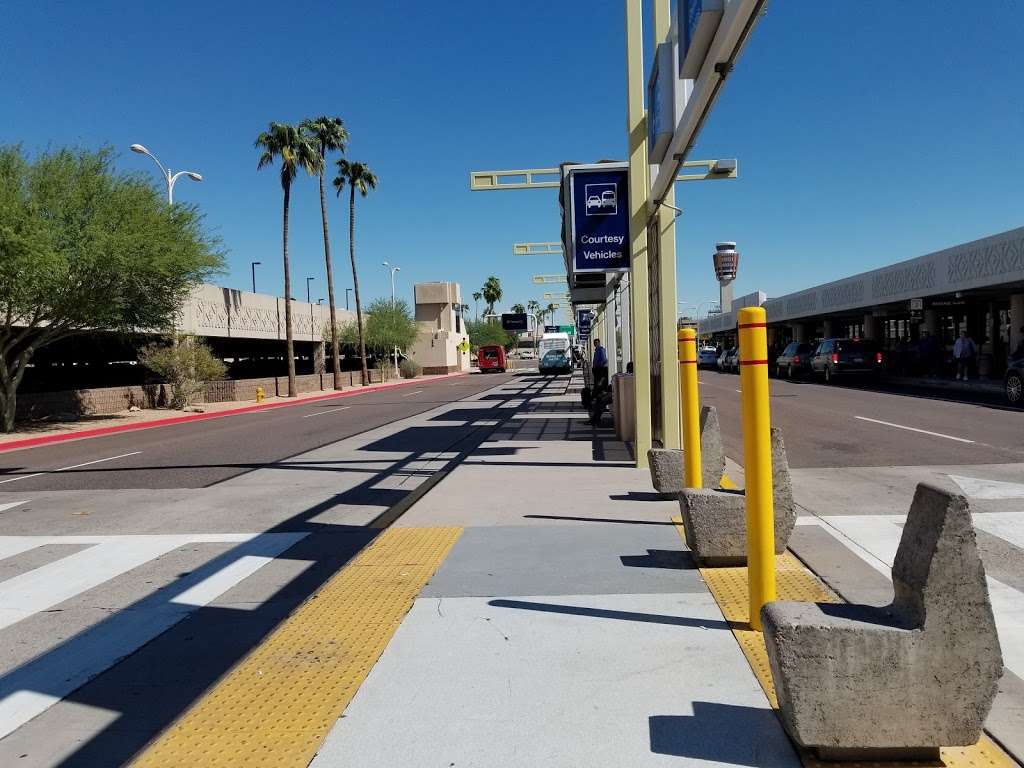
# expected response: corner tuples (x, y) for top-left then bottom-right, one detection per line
(613, 373), (635, 441)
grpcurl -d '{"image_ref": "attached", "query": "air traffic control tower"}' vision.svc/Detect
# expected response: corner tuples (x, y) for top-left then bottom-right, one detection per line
(713, 241), (739, 313)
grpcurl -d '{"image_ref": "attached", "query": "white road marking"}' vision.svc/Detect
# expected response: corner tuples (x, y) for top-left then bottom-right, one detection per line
(972, 512), (1024, 550)
(815, 514), (1024, 681)
(0, 451), (142, 485)
(853, 416), (974, 444)
(401, 390), (424, 397)
(0, 500), (29, 514)
(302, 406), (351, 418)
(947, 475), (1024, 500)
(0, 531), (306, 739)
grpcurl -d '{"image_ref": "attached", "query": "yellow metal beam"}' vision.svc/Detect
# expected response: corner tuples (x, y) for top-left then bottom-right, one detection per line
(626, 0), (652, 468)
(514, 242), (563, 256)
(470, 161), (735, 193)
(470, 168), (560, 191)
(532, 274), (568, 284)
(677, 158), (739, 181)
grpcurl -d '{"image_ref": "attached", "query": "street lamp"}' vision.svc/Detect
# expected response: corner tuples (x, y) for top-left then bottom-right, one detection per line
(129, 143), (202, 204)
(382, 261), (401, 305)
(250, 261), (261, 293)
(306, 277), (316, 341)
(381, 262), (401, 376)
(345, 288), (353, 311)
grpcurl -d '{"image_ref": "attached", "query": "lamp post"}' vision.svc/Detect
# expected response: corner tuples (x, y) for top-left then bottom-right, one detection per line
(345, 288), (353, 311)
(382, 261), (401, 306)
(250, 261), (261, 293)
(129, 143), (202, 204)
(306, 277), (316, 342)
(381, 262), (401, 376)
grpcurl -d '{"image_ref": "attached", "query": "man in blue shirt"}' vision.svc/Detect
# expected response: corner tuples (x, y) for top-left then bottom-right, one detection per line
(592, 338), (609, 390)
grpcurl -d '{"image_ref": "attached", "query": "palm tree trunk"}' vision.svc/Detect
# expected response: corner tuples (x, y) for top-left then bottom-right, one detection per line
(282, 182), (297, 397)
(318, 166), (342, 389)
(349, 186), (369, 386)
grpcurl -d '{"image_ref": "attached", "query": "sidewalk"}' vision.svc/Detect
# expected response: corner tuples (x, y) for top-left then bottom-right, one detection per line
(308, 373), (799, 767)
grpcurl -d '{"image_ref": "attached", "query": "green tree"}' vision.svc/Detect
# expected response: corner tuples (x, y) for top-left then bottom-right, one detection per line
(255, 122), (322, 397)
(0, 145), (222, 432)
(333, 159), (377, 386)
(139, 334), (227, 409)
(472, 291), (482, 321)
(300, 115), (349, 390)
(482, 276), (502, 315)
(466, 319), (513, 351)
(363, 297), (418, 356)
(546, 302), (557, 323)
(510, 303), (525, 314)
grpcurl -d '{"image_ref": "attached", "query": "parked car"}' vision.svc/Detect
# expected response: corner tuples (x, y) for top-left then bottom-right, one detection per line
(1006, 357), (1024, 406)
(520, 349), (535, 360)
(716, 347), (735, 372)
(697, 346), (719, 368)
(774, 342), (815, 379)
(720, 347), (739, 373)
(809, 338), (883, 383)
(477, 344), (507, 373)
(539, 349), (572, 375)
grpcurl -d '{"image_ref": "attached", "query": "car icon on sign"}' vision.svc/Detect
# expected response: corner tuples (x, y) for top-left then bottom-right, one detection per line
(587, 194), (602, 210)
(583, 182), (618, 215)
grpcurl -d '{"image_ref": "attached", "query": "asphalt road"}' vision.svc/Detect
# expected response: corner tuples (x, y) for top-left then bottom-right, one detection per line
(697, 369), (1024, 468)
(0, 373), (516, 492)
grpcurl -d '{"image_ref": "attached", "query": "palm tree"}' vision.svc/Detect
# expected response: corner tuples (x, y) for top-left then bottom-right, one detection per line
(482, 276), (502, 315)
(546, 302), (557, 324)
(511, 303), (525, 314)
(333, 159), (378, 386)
(255, 122), (322, 397)
(301, 116), (349, 390)
(472, 291), (482, 321)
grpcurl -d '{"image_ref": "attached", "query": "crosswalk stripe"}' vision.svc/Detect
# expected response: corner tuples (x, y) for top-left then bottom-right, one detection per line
(0, 532), (306, 739)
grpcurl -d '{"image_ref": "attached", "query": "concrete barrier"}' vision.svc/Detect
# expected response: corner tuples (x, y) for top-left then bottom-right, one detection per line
(761, 483), (1003, 761)
(647, 405), (726, 495)
(676, 428), (795, 566)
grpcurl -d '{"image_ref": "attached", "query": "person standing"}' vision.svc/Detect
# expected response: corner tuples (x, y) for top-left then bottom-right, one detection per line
(953, 330), (977, 380)
(592, 338), (609, 390)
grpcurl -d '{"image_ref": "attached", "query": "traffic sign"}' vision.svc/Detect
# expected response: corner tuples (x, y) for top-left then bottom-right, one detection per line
(565, 164), (631, 274)
(501, 313), (528, 332)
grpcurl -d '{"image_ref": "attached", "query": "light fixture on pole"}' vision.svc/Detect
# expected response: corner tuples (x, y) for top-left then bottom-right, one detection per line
(250, 261), (261, 293)
(129, 143), (202, 204)
(381, 261), (401, 305)
(306, 277), (316, 341)
(345, 288), (353, 311)
(381, 262), (401, 376)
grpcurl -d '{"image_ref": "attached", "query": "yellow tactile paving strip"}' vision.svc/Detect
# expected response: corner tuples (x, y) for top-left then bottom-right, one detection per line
(130, 526), (462, 768)
(671, 517), (1018, 768)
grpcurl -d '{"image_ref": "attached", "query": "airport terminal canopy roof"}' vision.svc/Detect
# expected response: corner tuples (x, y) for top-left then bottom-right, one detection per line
(702, 226), (1024, 334)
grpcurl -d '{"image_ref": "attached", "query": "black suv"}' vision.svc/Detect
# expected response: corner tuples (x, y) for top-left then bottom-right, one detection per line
(810, 338), (883, 383)
(775, 342), (814, 379)
(1006, 358), (1024, 406)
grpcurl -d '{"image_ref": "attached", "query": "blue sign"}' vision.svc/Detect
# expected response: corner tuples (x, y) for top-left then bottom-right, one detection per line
(569, 166), (630, 273)
(577, 310), (593, 334)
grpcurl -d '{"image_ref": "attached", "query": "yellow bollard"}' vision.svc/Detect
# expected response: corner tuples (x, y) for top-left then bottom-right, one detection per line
(255, 386), (265, 403)
(677, 328), (702, 488)
(737, 306), (776, 631)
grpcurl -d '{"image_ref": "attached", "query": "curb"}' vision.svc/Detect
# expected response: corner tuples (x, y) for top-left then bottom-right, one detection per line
(0, 372), (470, 454)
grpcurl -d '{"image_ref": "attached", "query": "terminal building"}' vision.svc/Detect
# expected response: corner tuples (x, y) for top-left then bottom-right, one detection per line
(699, 227), (1024, 378)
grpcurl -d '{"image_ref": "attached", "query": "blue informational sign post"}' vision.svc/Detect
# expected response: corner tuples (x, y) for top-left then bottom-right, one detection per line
(568, 166), (631, 273)
(577, 309), (593, 341)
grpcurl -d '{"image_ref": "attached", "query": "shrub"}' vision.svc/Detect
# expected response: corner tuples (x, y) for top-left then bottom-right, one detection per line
(139, 335), (227, 409)
(400, 358), (422, 379)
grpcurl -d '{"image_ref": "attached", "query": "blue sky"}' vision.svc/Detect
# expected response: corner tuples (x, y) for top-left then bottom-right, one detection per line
(2, 1), (1022, 324)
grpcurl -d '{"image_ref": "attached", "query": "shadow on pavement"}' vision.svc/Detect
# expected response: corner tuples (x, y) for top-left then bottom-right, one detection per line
(649, 705), (798, 766)
(523, 514), (676, 526)
(619, 549), (696, 570)
(488, 599), (730, 630)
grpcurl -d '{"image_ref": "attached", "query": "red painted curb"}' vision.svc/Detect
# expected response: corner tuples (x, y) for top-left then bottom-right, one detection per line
(0, 372), (470, 454)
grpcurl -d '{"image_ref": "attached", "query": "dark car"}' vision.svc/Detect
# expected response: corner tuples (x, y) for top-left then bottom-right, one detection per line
(775, 342), (814, 379)
(1006, 358), (1024, 406)
(810, 338), (883, 383)
(539, 349), (571, 376)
